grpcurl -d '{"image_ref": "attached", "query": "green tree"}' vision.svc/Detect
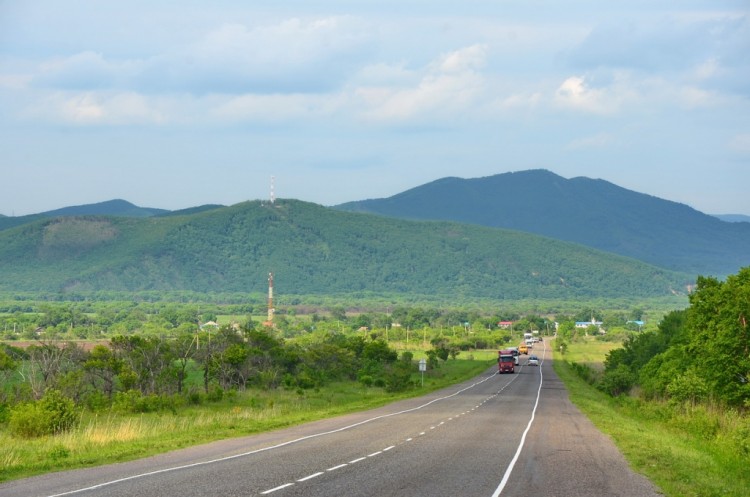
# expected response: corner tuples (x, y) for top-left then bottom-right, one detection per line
(110, 335), (177, 395)
(84, 345), (125, 400)
(684, 269), (750, 406)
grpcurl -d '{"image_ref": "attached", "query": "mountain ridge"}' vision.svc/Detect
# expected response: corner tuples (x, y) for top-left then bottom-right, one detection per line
(334, 169), (750, 277)
(0, 199), (690, 300)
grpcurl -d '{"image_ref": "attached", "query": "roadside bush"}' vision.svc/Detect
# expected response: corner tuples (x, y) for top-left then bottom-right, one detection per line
(599, 364), (636, 396)
(567, 361), (596, 384)
(425, 349), (439, 370)
(667, 369), (709, 407)
(207, 384), (225, 402)
(186, 389), (203, 405)
(384, 361), (414, 392)
(357, 365), (380, 387)
(727, 416), (750, 457)
(383, 353), (415, 392)
(9, 389), (78, 438)
(669, 404), (721, 441)
(83, 390), (110, 412)
(113, 390), (182, 414)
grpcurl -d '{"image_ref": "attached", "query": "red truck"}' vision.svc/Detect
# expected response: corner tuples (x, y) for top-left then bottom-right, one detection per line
(497, 349), (515, 374)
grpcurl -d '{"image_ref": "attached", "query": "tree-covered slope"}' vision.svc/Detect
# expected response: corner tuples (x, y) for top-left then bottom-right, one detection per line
(0, 199), (690, 299)
(334, 169), (750, 277)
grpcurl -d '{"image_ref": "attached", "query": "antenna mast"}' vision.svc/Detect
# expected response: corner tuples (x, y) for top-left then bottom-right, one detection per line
(270, 175), (275, 204)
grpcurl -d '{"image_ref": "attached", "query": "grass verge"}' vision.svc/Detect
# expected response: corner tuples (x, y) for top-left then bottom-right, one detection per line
(0, 353), (494, 483)
(554, 339), (750, 497)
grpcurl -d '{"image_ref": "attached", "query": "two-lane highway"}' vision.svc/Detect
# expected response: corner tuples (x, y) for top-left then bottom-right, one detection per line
(0, 341), (661, 497)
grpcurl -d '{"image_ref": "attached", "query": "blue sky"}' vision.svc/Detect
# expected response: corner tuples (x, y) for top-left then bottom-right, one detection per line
(1, 1), (749, 216)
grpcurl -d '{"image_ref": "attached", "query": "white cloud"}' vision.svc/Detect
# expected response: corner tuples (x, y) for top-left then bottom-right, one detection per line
(693, 58), (720, 80)
(355, 44), (488, 122)
(435, 44), (487, 73)
(23, 91), (167, 125)
(554, 76), (613, 114)
(36, 51), (120, 89)
(136, 16), (373, 95)
(567, 14), (750, 99)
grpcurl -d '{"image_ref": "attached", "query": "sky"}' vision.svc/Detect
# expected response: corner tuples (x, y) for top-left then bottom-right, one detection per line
(1, 1), (749, 216)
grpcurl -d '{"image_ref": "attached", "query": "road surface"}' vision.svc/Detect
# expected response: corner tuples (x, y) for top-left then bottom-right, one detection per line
(0, 341), (661, 497)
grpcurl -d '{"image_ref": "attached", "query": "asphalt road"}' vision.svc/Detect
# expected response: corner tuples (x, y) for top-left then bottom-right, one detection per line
(0, 341), (662, 497)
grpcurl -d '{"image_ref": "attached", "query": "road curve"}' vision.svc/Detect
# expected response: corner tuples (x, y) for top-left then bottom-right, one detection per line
(0, 341), (661, 497)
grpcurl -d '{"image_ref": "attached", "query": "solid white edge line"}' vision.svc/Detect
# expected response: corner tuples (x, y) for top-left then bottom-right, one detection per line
(327, 464), (348, 471)
(47, 369), (502, 497)
(491, 342), (546, 497)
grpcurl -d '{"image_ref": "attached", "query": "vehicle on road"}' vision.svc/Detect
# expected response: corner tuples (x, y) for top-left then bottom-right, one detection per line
(528, 355), (539, 366)
(518, 343), (528, 355)
(507, 346), (520, 365)
(497, 349), (515, 374)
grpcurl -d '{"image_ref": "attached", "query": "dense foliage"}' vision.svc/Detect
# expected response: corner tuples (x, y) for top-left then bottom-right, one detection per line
(0, 199), (690, 299)
(0, 326), (431, 437)
(601, 266), (750, 408)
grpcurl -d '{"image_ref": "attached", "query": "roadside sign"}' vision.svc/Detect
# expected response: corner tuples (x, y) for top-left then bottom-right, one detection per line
(418, 358), (427, 372)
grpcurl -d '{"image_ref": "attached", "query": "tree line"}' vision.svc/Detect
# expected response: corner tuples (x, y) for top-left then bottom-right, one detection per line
(599, 266), (750, 408)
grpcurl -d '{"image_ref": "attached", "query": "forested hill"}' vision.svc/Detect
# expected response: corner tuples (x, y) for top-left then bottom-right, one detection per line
(0, 199), (690, 299)
(334, 169), (750, 277)
(0, 199), (167, 232)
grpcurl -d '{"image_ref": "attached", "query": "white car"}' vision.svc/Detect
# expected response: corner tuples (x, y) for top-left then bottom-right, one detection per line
(527, 355), (539, 366)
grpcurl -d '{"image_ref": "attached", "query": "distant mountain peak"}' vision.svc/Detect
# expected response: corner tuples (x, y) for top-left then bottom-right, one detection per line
(42, 199), (169, 218)
(334, 169), (750, 276)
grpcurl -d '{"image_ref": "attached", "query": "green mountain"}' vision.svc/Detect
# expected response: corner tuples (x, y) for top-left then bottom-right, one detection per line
(0, 199), (171, 232)
(43, 199), (169, 218)
(0, 199), (690, 299)
(335, 169), (750, 277)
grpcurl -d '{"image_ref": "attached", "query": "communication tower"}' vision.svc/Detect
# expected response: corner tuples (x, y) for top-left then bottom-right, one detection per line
(267, 272), (274, 324)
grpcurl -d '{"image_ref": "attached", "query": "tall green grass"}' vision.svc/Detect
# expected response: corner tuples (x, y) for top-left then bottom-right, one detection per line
(554, 338), (750, 497)
(0, 355), (494, 482)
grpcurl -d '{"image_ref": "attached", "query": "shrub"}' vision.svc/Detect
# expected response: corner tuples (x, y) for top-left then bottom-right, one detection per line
(384, 362), (414, 392)
(599, 364), (636, 396)
(727, 417), (750, 457)
(113, 390), (182, 413)
(568, 361), (596, 384)
(667, 369), (709, 407)
(9, 389), (78, 438)
(207, 384), (224, 402)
